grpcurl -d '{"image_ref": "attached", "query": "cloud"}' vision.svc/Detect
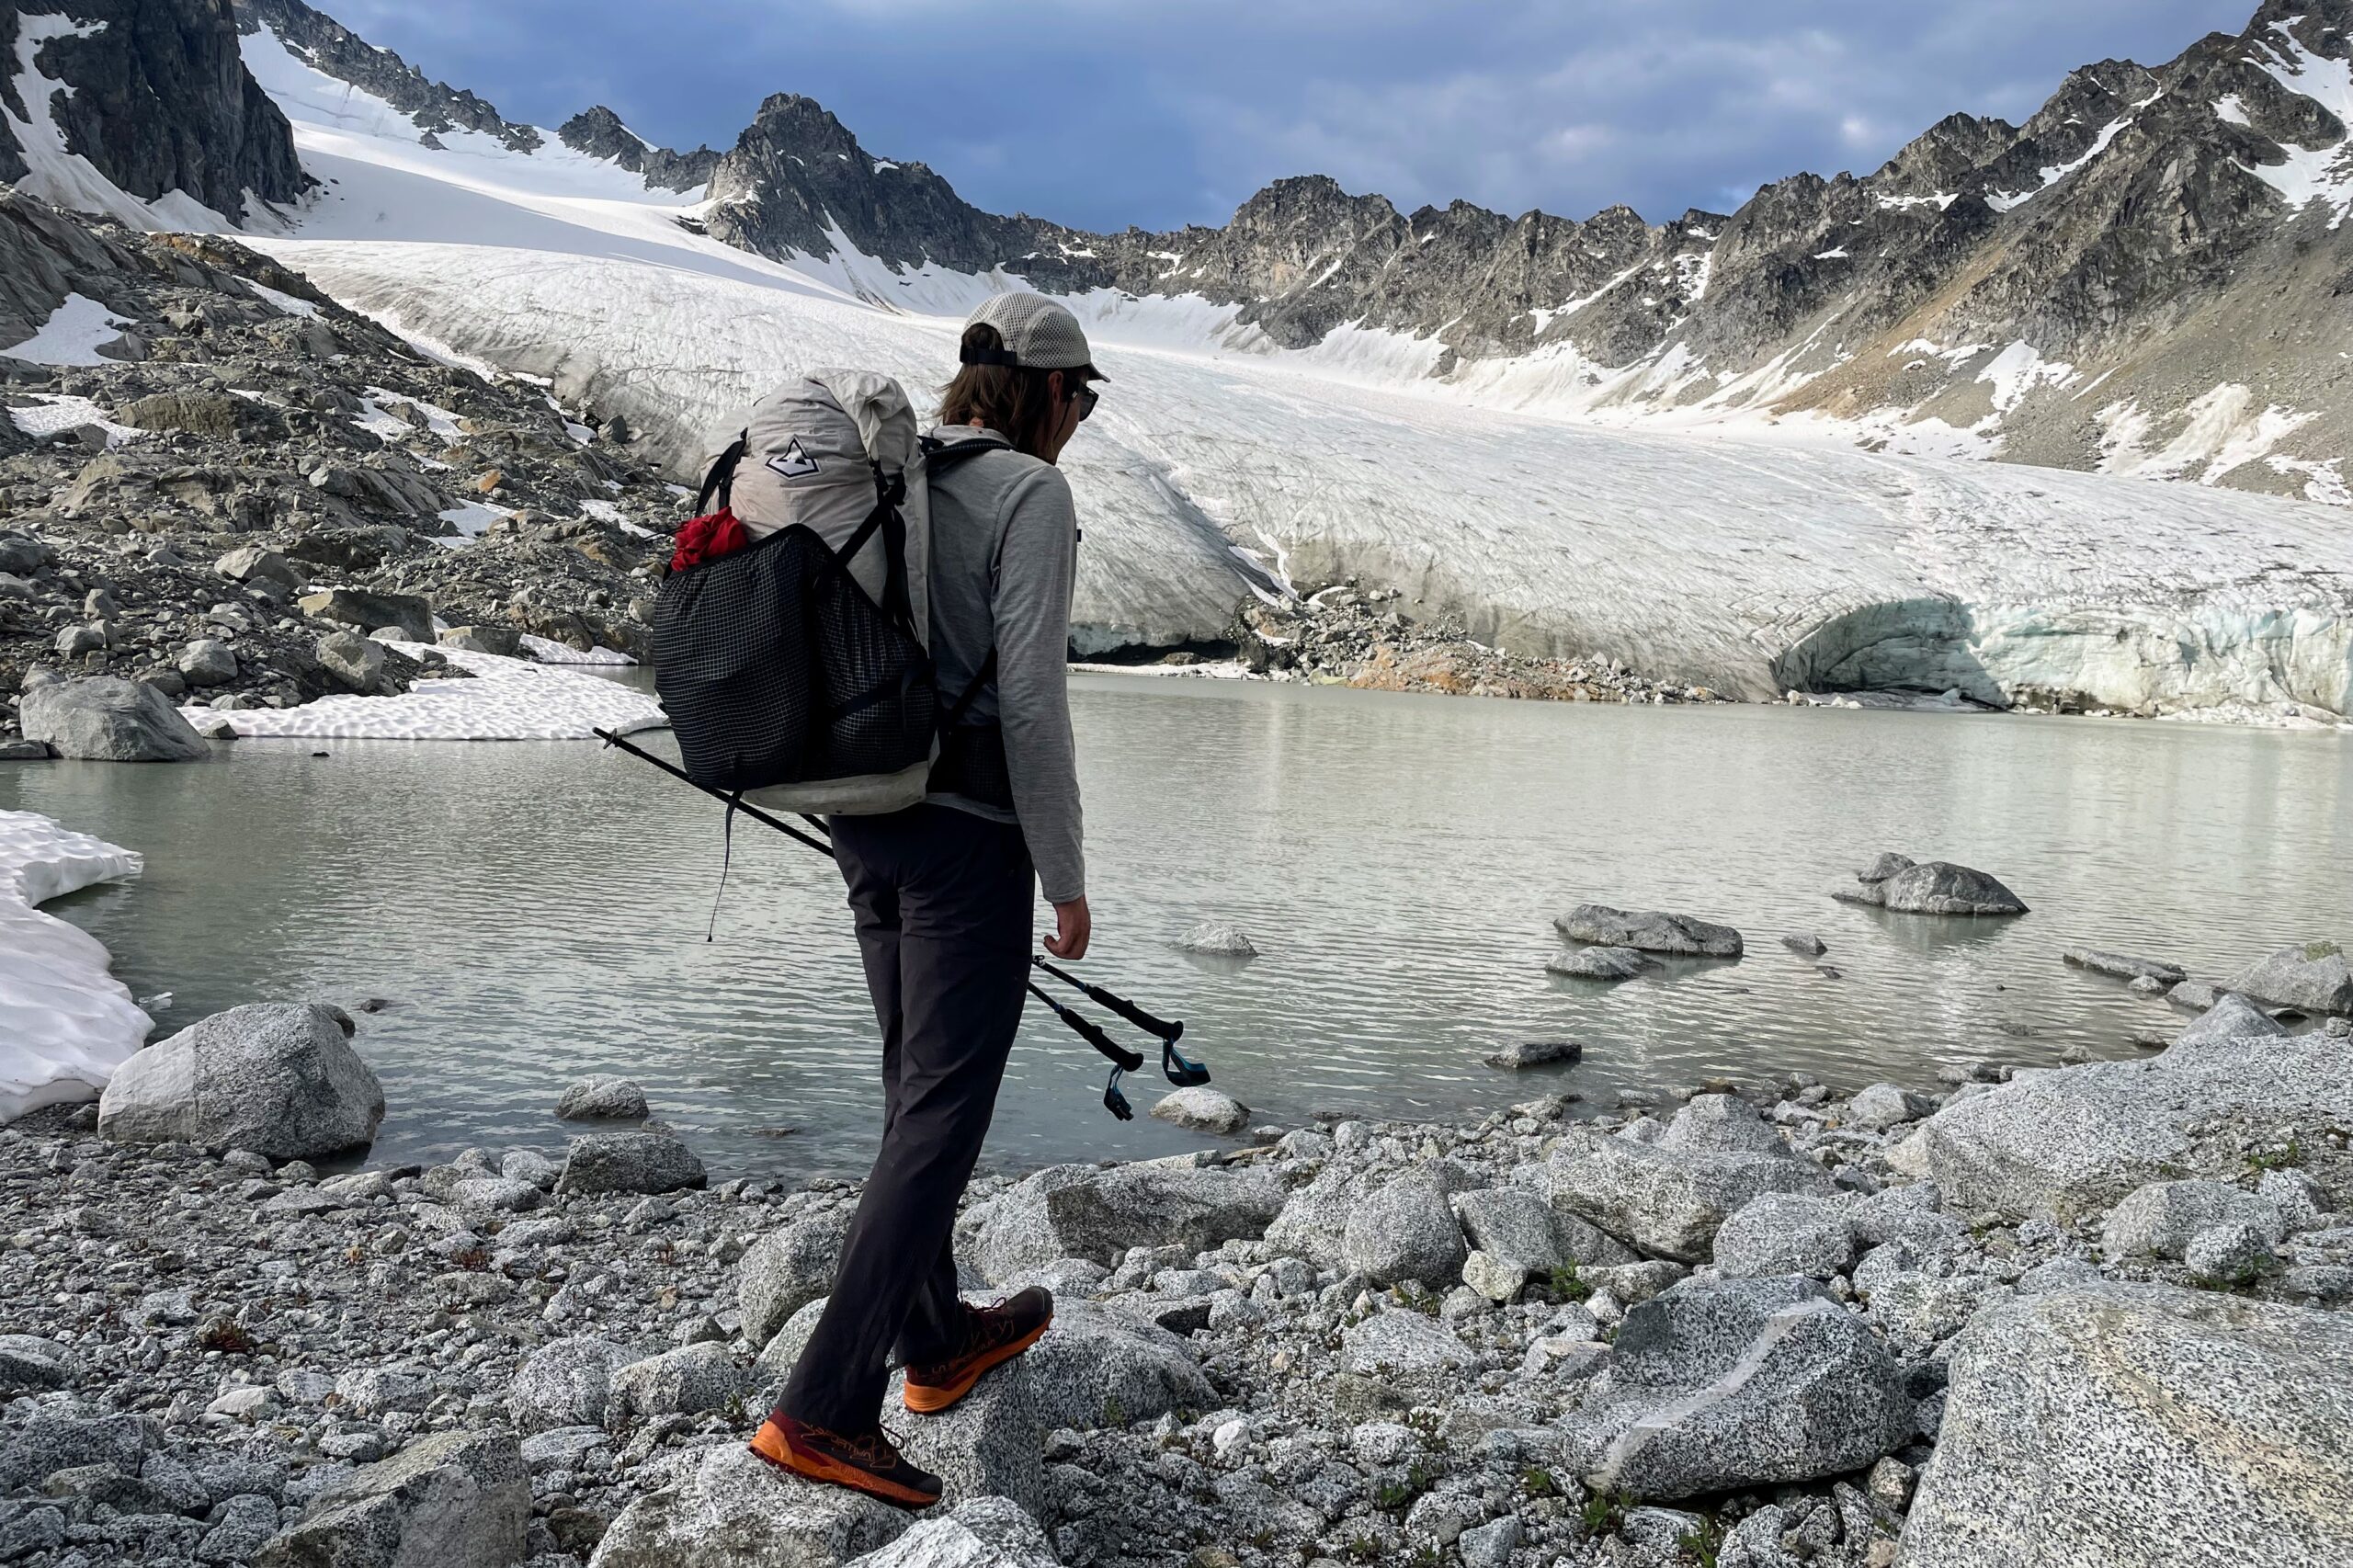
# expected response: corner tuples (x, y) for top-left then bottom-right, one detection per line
(318, 0), (2262, 231)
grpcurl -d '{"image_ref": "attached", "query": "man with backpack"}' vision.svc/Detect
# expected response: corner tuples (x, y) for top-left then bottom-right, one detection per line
(740, 293), (1104, 1507)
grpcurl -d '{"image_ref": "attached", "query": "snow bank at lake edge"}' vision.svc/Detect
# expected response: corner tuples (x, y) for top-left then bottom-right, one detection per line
(184, 642), (667, 741)
(0, 812), (152, 1123)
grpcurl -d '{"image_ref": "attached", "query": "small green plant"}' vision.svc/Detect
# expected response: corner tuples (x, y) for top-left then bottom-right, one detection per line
(2248, 1140), (2305, 1172)
(1373, 1463), (1433, 1511)
(1540, 1263), (1590, 1302)
(1345, 1536), (1383, 1562)
(1678, 1511), (1727, 1567)
(1522, 1466), (1558, 1498)
(722, 1392), (746, 1424)
(1581, 1487), (1627, 1537)
(1101, 1393), (1127, 1427)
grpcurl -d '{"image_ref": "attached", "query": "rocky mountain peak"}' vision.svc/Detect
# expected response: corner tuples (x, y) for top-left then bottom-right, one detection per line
(554, 106), (718, 194)
(1, 0), (306, 222)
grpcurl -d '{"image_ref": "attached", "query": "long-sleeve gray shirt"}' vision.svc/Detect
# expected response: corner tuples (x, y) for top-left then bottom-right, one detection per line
(923, 426), (1085, 903)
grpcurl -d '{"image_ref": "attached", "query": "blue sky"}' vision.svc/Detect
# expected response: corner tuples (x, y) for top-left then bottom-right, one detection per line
(326, 0), (2256, 231)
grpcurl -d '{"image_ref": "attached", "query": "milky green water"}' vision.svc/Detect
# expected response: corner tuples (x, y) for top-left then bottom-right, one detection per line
(9, 674), (2350, 1178)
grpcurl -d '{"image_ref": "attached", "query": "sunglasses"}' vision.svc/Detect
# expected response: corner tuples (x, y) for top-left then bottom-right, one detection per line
(1069, 384), (1099, 423)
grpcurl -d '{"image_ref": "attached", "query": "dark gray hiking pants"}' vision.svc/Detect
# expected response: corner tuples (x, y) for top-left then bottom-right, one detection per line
(774, 802), (1034, 1431)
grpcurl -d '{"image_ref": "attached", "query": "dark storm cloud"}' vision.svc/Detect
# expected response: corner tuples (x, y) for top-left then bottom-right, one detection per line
(317, 0), (2257, 230)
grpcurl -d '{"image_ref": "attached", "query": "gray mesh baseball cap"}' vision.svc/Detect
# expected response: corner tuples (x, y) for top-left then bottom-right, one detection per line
(961, 293), (1106, 380)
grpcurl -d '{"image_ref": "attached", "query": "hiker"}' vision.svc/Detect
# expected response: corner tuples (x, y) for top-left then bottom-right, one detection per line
(748, 293), (1104, 1507)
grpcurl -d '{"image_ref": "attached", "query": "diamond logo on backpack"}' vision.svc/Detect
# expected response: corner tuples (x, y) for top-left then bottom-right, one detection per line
(765, 437), (822, 480)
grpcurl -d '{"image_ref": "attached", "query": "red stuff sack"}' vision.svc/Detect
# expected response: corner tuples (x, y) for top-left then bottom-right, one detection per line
(670, 507), (749, 572)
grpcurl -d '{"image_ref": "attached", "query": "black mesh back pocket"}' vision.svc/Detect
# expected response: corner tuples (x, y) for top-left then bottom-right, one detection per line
(654, 529), (826, 790)
(806, 567), (938, 778)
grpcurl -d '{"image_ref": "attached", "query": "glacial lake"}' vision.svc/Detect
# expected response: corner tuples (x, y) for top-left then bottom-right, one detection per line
(9, 674), (2351, 1179)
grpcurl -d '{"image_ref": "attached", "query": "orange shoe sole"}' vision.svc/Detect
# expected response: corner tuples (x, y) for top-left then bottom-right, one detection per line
(746, 1419), (939, 1510)
(902, 1315), (1053, 1414)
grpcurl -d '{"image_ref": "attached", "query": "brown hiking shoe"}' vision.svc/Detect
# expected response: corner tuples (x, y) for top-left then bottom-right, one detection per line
(903, 1287), (1054, 1414)
(747, 1415), (942, 1509)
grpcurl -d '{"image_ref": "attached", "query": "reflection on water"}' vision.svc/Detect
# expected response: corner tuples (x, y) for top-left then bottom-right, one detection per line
(7, 674), (2350, 1178)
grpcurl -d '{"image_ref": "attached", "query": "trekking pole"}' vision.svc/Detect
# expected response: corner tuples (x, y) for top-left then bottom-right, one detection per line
(1029, 956), (1211, 1086)
(593, 729), (836, 858)
(595, 726), (1203, 1111)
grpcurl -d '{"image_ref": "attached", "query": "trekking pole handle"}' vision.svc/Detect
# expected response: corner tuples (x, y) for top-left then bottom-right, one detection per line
(1030, 957), (1185, 1044)
(1027, 983), (1143, 1073)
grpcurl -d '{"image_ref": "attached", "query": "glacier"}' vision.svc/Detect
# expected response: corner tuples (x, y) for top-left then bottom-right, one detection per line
(209, 24), (2353, 718)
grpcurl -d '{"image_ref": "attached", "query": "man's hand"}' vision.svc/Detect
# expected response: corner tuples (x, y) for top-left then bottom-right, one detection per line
(1046, 896), (1091, 960)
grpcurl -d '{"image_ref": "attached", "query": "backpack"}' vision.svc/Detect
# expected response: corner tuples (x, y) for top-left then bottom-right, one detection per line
(653, 369), (998, 815)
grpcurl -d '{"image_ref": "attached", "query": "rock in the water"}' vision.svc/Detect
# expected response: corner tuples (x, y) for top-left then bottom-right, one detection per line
(1711, 1193), (1857, 1278)
(254, 1429), (527, 1568)
(609, 1342), (749, 1420)
(1779, 933), (1828, 957)
(1577, 1276), (1912, 1499)
(2172, 991), (2287, 1049)
(1553, 903), (1743, 958)
(1341, 1171), (1469, 1288)
(1148, 1086), (1250, 1134)
(2062, 947), (2187, 984)
(98, 1002), (384, 1161)
(1173, 922), (1256, 957)
(1545, 945), (1656, 981)
(840, 1495), (1057, 1568)
(507, 1336), (639, 1434)
(964, 1163), (1281, 1281)
(738, 1210), (854, 1348)
(1899, 1283), (2353, 1568)
(1026, 1299), (1212, 1429)
(2226, 942), (2353, 1016)
(1482, 1039), (1584, 1071)
(1834, 858), (2027, 915)
(2100, 1180), (2286, 1261)
(18, 676), (210, 762)
(316, 631), (386, 691)
(1915, 1033), (2353, 1221)
(587, 1444), (906, 1567)
(2165, 980), (2221, 1013)
(556, 1076), (650, 1120)
(298, 587), (433, 643)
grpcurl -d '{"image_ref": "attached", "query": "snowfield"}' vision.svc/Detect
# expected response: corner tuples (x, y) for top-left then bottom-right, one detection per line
(0, 812), (151, 1124)
(211, 24), (2353, 717)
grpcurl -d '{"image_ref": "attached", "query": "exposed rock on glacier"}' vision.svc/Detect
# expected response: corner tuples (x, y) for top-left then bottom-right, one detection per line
(1899, 1284), (2353, 1568)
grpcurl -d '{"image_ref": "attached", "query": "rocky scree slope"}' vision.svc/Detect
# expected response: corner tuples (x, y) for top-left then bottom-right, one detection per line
(0, 1000), (2347, 1568)
(0, 189), (676, 742)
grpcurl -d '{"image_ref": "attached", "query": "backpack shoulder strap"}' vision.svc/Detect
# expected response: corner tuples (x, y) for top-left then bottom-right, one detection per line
(695, 431), (748, 514)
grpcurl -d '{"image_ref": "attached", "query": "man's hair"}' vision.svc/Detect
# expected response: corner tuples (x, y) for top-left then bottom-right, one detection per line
(938, 324), (1097, 459)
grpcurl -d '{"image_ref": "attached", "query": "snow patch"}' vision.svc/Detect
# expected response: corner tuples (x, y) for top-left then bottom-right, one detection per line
(2247, 32), (2353, 226)
(2, 292), (135, 366)
(2097, 384), (2320, 484)
(186, 643), (660, 739)
(0, 811), (151, 1123)
(6, 393), (142, 445)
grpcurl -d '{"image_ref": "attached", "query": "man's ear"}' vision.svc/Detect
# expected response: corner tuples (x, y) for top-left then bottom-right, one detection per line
(1047, 369), (1064, 403)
